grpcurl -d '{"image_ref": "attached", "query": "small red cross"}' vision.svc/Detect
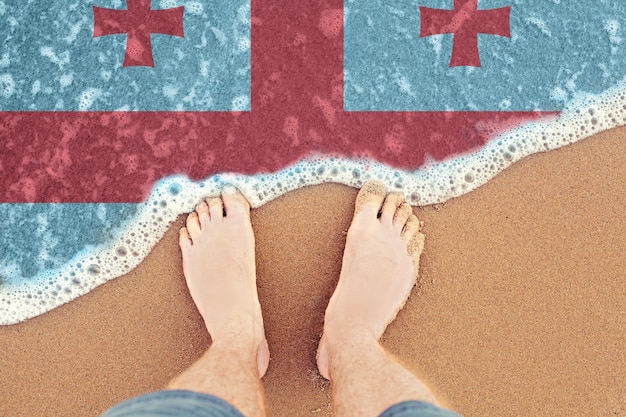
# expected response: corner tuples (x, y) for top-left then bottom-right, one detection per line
(420, 0), (511, 67)
(93, 0), (185, 67)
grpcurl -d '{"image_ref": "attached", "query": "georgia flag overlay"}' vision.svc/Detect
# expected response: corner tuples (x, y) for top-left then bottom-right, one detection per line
(1, 0), (625, 324)
(0, 0), (623, 203)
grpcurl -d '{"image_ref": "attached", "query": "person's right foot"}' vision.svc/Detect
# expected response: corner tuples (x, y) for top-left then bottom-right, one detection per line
(317, 180), (425, 380)
(179, 186), (270, 378)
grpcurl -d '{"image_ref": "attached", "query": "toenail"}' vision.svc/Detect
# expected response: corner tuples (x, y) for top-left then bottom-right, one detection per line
(223, 185), (237, 195)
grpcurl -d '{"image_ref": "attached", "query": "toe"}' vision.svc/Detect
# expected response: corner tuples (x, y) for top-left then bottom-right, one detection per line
(354, 180), (387, 218)
(401, 214), (420, 242)
(380, 192), (405, 225)
(186, 211), (201, 238)
(393, 202), (413, 231)
(195, 201), (210, 227)
(402, 215), (425, 273)
(179, 226), (192, 248)
(408, 231), (425, 258)
(221, 185), (251, 219)
(207, 197), (224, 222)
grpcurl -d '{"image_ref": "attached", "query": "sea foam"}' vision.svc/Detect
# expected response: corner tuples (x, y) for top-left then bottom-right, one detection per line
(1, 79), (625, 325)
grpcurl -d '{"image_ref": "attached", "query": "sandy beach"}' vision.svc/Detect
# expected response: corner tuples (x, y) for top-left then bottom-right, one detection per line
(0, 127), (624, 417)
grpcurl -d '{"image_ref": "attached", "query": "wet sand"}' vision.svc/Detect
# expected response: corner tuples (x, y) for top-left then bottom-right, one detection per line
(0, 128), (624, 417)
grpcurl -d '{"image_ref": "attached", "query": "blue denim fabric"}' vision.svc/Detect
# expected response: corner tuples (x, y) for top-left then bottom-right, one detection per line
(101, 390), (462, 417)
(101, 390), (245, 417)
(378, 401), (463, 417)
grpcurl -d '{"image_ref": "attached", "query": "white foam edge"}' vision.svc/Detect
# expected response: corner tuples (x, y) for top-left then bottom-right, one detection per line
(1, 78), (625, 325)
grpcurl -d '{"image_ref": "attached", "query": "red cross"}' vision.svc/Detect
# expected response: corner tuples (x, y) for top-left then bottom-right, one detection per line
(1, 0), (549, 203)
(93, 0), (184, 67)
(420, 0), (511, 67)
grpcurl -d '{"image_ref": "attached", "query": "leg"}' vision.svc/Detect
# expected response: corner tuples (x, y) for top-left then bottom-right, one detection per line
(317, 180), (444, 417)
(167, 185), (270, 417)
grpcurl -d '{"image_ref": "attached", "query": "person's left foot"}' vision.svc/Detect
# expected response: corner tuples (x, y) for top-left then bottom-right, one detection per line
(317, 180), (425, 380)
(179, 185), (270, 378)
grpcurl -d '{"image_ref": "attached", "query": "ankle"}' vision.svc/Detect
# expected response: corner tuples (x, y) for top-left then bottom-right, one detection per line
(209, 313), (264, 348)
(322, 308), (378, 343)
(324, 326), (378, 358)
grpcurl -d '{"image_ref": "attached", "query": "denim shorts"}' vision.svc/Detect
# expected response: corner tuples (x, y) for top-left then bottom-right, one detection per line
(101, 390), (462, 417)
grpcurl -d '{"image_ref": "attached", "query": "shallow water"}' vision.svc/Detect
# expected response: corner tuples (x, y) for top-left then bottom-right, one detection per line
(345, 0), (626, 111)
(1, 0), (625, 324)
(0, 204), (137, 284)
(2, 78), (626, 324)
(0, 0), (250, 110)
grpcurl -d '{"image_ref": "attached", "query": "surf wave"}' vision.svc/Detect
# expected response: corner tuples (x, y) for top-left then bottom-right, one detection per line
(1, 78), (625, 325)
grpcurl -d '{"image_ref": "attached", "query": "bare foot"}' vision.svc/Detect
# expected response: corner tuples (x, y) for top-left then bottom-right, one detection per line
(179, 185), (270, 378)
(317, 180), (425, 379)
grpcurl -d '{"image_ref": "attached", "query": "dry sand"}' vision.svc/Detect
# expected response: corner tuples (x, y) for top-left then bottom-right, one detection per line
(0, 128), (624, 417)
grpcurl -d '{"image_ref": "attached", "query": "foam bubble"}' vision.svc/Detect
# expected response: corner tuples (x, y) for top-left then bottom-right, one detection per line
(211, 28), (227, 46)
(238, 3), (250, 24)
(604, 19), (621, 45)
(78, 88), (102, 111)
(2, 78), (626, 325)
(236, 37), (251, 53)
(185, 1), (203, 15)
(526, 17), (552, 37)
(319, 9), (342, 38)
(31, 80), (41, 95)
(159, 0), (177, 9)
(550, 86), (568, 102)
(59, 73), (73, 88)
(0, 73), (15, 98)
(163, 84), (178, 99)
(0, 53), (9, 68)
(200, 60), (210, 77)
(39, 47), (69, 69)
(392, 72), (415, 96)
(231, 95), (249, 110)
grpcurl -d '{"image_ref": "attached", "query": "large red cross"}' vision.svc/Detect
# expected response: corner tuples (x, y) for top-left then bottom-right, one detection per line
(420, 0), (511, 67)
(0, 0), (548, 203)
(93, 0), (184, 67)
